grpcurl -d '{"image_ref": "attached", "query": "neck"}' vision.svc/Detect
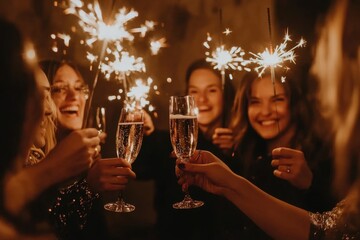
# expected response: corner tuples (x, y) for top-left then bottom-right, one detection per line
(56, 128), (73, 142)
(267, 123), (296, 153)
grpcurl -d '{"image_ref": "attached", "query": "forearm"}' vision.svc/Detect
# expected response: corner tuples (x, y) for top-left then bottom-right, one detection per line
(223, 175), (311, 240)
(4, 162), (59, 215)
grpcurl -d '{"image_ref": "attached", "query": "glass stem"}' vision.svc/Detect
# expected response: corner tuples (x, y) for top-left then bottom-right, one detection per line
(183, 191), (193, 201)
(117, 190), (124, 203)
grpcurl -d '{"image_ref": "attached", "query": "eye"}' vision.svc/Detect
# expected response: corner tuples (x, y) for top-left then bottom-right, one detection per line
(51, 85), (67, 94)
(208, 87), (219, 93)
(273, 96), (286, 102)
(188, 89), (198, 95)
(249, 98), (260, 105)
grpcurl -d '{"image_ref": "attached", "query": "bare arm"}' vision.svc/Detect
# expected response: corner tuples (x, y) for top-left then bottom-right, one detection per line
(224, 175), (311, 240)
(177, 150), (311, 240)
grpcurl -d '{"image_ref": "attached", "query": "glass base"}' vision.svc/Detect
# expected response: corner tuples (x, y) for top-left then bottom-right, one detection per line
(172, 198), (204, 209)
(104, 202), (135, 213)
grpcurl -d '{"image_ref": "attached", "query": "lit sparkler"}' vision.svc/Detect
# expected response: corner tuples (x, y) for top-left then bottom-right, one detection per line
(101, 50), (146, 80)
(56, 0), (166, 126)
(247, 30), (306, 77)
(204, 32), (250, 86)
(109, 77), (156, 113)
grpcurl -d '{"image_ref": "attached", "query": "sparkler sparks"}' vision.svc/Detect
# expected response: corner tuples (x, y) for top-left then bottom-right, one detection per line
(204, 32), (250, 86)
(55, 0), (166, 126)
(60, 0), (166, 75)
(247, 30), (306, 77)
(101, 51), (146, 80)
(64, 1), (142, 45)
(150, 38), (167, 55)
(110, 77), (156, 112)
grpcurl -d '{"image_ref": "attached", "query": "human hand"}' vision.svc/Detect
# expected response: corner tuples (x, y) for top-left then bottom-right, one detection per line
(212, 128), (234, 154)
(176, 150), (237, 196)
(271, 147), (313, 189)
(87, 157), (136, 192)
(45, 128), (106, 182)
(143, 111), (155, 136)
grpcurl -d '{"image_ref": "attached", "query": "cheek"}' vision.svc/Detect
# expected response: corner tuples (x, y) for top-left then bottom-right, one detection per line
(247, 107), (256, 122)
(214, 96), (224, 115)
(276, 103), (290, 118)
(51, 97), (62, 108)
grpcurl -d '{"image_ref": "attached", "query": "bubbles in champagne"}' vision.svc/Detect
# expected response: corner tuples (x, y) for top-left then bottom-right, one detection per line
(116, 122), (144, 164)
(169, 115), (198, 160)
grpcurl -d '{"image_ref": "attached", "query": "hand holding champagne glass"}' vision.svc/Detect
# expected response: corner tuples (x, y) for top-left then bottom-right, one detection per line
(104, 108), (144, 213)
(169, 95), (204, 209)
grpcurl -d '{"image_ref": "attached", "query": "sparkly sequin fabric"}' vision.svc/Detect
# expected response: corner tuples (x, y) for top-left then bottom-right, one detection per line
(48, 178), (99, 239)
(309, 201), (360, 240)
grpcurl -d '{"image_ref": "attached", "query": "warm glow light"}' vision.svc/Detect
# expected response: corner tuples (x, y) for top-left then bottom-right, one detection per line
(247, 30), (306, 76)
(204, 32), (250, 86)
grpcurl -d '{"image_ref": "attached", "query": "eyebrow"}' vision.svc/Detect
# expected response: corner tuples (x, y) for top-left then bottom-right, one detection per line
(188, 84), (221, 88)
(271, 93), (286, 97)
(52, 79), (83, 84)
(249, 93), (286, 99)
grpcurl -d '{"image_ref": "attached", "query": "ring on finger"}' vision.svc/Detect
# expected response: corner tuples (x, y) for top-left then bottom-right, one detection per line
(94, 146), (99, 156)
(286, 166), (291, 173)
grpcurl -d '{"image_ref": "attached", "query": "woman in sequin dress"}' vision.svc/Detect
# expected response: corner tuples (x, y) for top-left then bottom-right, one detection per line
(176, 0), (360, 239)
(39, 60), (136, 239)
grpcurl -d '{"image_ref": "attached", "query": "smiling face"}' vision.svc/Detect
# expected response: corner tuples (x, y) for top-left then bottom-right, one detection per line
(247, 76), (294, 144)
(51, 64), (88, 131)
(187, 68), (224, 132)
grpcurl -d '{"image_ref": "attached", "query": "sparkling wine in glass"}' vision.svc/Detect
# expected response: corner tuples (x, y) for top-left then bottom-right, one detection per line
(169, 95), (204, 209)
(104, 108), (144, 213)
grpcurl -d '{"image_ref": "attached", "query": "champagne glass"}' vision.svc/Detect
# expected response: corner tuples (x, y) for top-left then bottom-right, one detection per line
(169, 95), (204, 209)
(104, 108), (144, 213)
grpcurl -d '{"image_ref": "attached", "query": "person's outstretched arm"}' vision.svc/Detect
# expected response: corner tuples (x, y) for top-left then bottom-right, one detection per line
(177, 150), (311, 240)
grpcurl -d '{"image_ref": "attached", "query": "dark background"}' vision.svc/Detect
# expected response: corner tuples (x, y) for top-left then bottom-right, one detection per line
(0, 0), (332, 238)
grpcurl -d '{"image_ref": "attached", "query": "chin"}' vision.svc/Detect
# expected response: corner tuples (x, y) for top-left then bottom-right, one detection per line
(258, 131), (278, 140)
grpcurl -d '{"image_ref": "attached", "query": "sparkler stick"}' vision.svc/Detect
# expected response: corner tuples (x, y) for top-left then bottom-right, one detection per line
(267, 8), (280, 132)
(83, 40), (108, 128)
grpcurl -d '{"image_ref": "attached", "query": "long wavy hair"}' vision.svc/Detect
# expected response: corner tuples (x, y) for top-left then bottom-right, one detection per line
(229, 68), (321, 170)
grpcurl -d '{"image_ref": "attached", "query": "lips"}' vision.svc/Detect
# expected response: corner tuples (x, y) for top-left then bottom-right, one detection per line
(60, 105), (79, 115)
(198, 106), (211, 113)
(259, 119), (278, 126)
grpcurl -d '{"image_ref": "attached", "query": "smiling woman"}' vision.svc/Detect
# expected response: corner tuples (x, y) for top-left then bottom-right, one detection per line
(40, 60), (89, 139)
(220, 69), (336, 238)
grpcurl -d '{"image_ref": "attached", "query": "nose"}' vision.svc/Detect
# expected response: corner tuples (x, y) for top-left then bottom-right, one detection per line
(196, 91), (208, 104)
(65, 86), (81, 100)
(260, 101), (273, 116)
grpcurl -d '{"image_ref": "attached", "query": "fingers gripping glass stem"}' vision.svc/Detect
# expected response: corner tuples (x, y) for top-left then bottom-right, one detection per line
(169, 95), (204, 209)
(104, 108), (144, 213)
